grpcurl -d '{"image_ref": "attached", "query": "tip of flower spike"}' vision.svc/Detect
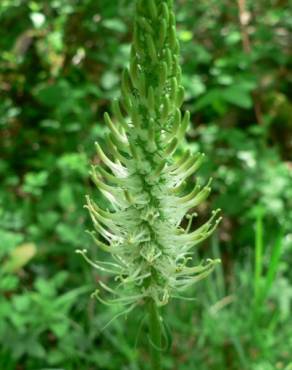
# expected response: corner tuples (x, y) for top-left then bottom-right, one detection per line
(212, 208), (221, 216)
(206, 258), (221, 265)
(91, 289), (100, 299)
(210, 209), (223, 227)
(85, 229), (94, 238)
(216, 217), (223, 224)
(213, 209), (223, 225)
(186, 212), (198, 220)
(83, 195), (91, 208)
(75, 249), (87, 255)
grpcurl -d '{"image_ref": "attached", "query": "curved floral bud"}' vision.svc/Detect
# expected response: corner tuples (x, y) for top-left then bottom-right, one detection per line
(176, 86), (185, 107)
(145, 34), (157, 63)
(161, 2), (170, 25)
(159, 61), (168, 89)
(111, 99), (128, 131)
(148, 0), (157, 19)
(159, 19), (167, 48)
(137, 16), (153, 34)
(164, 137), (178, 156)
(147, 86), (155, 113)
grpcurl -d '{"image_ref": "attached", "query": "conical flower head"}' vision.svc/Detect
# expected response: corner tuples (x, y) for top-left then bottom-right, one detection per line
(78, 0), (221, 308)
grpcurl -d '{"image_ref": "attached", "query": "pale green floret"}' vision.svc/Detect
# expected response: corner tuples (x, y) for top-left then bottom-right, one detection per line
(79, 0), (221, 308)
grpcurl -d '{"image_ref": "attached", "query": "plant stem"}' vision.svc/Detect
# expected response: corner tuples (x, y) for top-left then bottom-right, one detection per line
(254, 209), (264, 304)
(148, 299), (162, 370)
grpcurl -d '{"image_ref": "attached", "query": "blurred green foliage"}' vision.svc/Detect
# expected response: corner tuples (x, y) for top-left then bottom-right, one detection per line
(0, 0), (291, 369)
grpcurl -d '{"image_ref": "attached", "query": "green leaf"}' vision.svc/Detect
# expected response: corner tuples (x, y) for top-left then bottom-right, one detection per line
(34, 278), (56, 297)
(0, 230), (24, 258)
(13, 295), (31, 312)
(222, 87), (253, 109)
(35, 81), (69, 107)
(0, 275), (19, 291)
(22, 171), (48, 196)
(103, 19), (127, 33)
(50, 321), (69, 338)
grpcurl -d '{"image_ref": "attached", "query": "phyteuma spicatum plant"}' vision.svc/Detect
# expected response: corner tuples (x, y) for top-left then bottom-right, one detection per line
(77, 0), (221, 367)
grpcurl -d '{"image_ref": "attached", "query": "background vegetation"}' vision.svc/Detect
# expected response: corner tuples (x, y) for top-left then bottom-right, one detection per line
(0, 0), (291, 369)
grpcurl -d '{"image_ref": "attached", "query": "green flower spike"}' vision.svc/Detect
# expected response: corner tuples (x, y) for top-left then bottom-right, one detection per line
(78, 0), (221, 310)
(78, 0), (221, 367)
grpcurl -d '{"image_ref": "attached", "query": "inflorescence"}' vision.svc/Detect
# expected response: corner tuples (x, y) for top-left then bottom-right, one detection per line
(77, 0), (221, 311)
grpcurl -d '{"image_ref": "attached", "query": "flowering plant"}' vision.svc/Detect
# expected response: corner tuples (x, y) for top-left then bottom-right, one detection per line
(78, 0), (221, 367)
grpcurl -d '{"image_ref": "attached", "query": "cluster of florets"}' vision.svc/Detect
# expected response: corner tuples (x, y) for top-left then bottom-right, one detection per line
(78, 0), (221, 309)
